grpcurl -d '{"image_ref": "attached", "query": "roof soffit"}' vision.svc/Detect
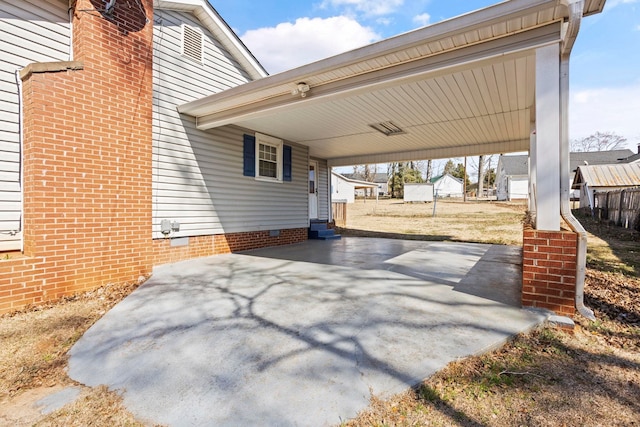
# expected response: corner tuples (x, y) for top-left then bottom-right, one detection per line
(171, 0), (607, 165)
(190, 22), (561, 129)
(179, 0), (568, 118)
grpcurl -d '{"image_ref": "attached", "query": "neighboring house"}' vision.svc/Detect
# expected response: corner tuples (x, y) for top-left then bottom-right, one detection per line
(495, 149), (635, 202)
(620, 145), (640, 164)
(343, 172), (389, 196)
(572, 164), (640, 209)
(0, 0), (608, 318)
(569, 149), (633, 174)
(496, 155), (529, 201)
(430, 174), (464, 198)
(331, 172), (378, 203)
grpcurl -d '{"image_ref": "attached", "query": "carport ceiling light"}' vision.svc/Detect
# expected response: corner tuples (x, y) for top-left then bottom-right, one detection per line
(369, 121), (405, 136)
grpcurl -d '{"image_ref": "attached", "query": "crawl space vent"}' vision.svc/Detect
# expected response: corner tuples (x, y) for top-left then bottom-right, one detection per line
(182, 24), (203, 63)
(369, 121), (405, 136)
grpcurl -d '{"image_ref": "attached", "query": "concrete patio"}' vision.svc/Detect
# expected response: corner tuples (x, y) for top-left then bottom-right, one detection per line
(68, 238), (548, 426)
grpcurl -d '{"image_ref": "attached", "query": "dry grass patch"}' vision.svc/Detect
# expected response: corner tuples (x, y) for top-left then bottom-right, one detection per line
(34, 386), (146, 427)
(341, 199), (527, 245)
(0, 281), (146, 426)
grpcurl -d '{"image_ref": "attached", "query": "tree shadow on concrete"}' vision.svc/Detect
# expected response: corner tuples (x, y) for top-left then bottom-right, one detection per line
(68, 253), (540, 426)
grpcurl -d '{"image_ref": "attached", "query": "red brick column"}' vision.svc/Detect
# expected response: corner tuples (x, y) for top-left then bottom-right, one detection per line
(522, 226), (577, 316)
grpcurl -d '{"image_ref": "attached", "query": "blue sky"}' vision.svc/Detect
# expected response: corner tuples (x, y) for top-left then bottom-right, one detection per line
(211, 0), (640, 151)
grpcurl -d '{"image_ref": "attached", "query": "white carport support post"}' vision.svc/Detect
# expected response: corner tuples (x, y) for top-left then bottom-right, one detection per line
(533, 43), (561, 231)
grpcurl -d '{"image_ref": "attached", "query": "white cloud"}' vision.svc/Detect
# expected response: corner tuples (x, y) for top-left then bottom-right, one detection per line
(375, 17), (393, 26)
(413, 13), (431, 27)
(241, 16), (380, 74)
(570, 83), (640, 148)
(604, 0), (638, 10)
(320, 0), (404, 16)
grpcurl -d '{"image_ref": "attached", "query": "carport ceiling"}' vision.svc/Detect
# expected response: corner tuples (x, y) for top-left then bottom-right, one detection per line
(178, 0), (606, 166)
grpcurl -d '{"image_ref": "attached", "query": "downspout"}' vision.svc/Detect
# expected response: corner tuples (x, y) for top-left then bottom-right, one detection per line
(559, 0), (595, 320)
(15, 70), (24, 252)
(68, 1), (74, 60)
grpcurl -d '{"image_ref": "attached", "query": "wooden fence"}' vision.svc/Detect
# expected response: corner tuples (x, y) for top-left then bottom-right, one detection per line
(332, 201), (347, 227)
(593, 187), (640, 230)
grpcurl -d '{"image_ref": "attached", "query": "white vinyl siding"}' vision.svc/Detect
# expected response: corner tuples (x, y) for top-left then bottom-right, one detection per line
(0, 0), (71, 250)
(314, 158), (330, 221)
(152, 10), (307, 239)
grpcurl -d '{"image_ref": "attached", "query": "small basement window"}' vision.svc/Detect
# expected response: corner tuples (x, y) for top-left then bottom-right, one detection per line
(182, 24), (204, 63)
(256, 133), (283, 181)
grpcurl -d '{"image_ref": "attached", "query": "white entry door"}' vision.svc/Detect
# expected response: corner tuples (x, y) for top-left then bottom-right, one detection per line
(309, 161), (318, 219)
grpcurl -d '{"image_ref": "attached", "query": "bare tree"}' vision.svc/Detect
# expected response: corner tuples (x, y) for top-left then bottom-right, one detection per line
(363, 164), (373, 182)
(570, 131), (627, 152)
(477, 155), (485, 196)
(425, 159), (433, 181)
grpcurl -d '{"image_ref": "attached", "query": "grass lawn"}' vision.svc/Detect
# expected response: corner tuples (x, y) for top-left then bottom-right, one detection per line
(0, 199), (638, 426)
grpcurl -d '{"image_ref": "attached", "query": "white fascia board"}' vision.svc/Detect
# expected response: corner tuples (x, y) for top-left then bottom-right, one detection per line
(194, 23), (561, 130)
(155, 0), (267, 80)
(326, 139), (530, 167)
(178, 0), (562, 117)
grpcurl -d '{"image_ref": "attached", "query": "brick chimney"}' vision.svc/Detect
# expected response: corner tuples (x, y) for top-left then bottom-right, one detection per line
(2, 0), (154, 313)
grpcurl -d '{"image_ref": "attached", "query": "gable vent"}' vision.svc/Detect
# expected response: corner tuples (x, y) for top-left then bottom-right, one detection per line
(369, 121), (405, 136)
(182, 24), (203, 63)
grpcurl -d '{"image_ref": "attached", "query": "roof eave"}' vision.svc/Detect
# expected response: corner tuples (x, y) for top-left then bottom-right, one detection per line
(177, 0), (565, 117)
(154, 0), (268, 80)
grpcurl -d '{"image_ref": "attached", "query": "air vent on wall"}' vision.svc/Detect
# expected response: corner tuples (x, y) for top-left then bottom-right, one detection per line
(369, 121), (405, 136)
(182, 24), (203, 63)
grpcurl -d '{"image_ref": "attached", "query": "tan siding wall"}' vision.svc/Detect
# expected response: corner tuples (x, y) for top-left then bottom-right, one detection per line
(0, 0), (71, 250)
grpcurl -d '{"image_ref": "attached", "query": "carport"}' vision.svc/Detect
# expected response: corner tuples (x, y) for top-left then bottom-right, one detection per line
(178, 0), (606, 318)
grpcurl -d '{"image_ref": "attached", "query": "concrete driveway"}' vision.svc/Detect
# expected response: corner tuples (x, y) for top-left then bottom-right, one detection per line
(68, 238), (547, 426)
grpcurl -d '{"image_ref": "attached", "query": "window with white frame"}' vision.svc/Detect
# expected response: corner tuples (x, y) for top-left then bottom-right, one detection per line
(255, 133), (283, 181)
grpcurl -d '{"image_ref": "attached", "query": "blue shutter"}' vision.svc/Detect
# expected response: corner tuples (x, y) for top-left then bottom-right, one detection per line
(243, 134), (255, 177)
(283, 145), (292, 182)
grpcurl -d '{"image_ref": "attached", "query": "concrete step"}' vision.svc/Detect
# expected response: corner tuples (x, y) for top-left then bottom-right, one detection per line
(309, 229), (335, 238)
(311, 234), (342, 240)
(309, 222), (330, 231)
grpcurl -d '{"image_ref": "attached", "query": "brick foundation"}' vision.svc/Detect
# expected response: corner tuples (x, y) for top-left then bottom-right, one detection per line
(522, 226), (577, 316)
(152, 228), (308, 266)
